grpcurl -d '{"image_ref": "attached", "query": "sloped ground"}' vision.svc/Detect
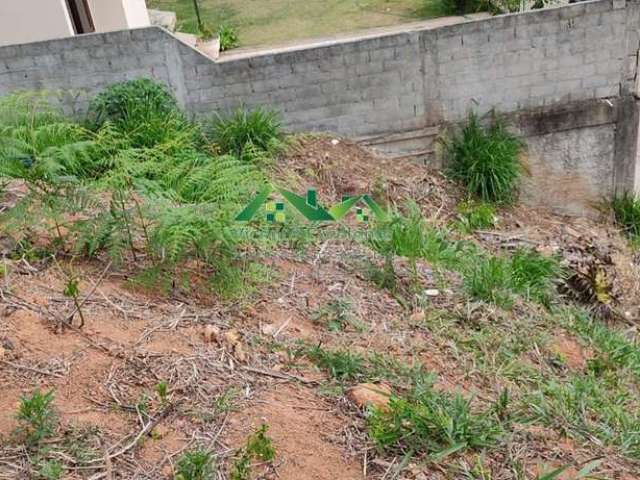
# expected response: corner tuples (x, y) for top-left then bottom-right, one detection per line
(1, 137), (640, 479)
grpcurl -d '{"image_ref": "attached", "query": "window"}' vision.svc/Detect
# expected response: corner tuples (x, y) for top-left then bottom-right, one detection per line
(65, 0), (95, 34)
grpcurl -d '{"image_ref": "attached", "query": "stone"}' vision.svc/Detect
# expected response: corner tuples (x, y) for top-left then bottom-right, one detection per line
(424, 289), (440, 297)
(261, 323), (277, 335)
(148, 9), (177, 32)
(203, 325), (220, 343)
(346, 383), (392, 411)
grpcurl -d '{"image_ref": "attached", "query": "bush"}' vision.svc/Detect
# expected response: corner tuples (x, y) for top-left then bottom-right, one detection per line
(611, 193), (640, 246)
(445, 113), (524, 204)
(218, 24), (239, 51)
(88, 78), (190, 148)
(209, 107), (282, 158)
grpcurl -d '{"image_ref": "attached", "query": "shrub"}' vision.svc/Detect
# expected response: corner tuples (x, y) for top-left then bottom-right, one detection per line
(445, 113), (523, 204)
(88, 79), (190, 148)
(611, 193), (640, 246)
(218, 24), (239, 51)
(175, 449), (215, 480)
(368, 385), (505, 458)
(16, 390), (56, 445)
(209, 107), (282, 158)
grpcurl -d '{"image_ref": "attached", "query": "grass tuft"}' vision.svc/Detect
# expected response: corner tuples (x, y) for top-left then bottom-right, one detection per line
(368, 384), (505, 458)
(455, 201), (496, 233)
(208, 107), (282, 158)
(611, 193), (640, 247)
(445, 112), (524, 204)
(218, 24), (240, 50)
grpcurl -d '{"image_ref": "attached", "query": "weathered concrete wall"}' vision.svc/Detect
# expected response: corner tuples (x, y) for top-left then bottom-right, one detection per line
(0, 0), (638, 214)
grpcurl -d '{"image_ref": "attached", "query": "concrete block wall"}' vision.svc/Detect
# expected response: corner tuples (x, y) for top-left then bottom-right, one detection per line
(0, 0), (638, 214)
(0, 28), (183, 115)
(177, 32), (427, 137)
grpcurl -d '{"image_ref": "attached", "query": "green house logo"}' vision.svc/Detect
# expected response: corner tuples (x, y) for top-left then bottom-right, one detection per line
(235, 185), (387, 223)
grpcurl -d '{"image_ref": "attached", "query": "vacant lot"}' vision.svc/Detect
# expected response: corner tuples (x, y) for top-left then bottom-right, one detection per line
(147, 0), (434, 46)
(1, 80), (640, 479)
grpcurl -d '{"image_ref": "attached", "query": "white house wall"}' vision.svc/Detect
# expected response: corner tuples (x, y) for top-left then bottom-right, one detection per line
(123, 0), (151, 28)
(0, 0), (74, 47)
(87, 0), (128, 32)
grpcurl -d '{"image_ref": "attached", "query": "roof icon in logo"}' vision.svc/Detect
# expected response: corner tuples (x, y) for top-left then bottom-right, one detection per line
(235, 184), (387, 223)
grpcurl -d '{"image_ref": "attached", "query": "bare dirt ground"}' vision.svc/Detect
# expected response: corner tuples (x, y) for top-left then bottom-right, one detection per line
(1, 137), (639, 479)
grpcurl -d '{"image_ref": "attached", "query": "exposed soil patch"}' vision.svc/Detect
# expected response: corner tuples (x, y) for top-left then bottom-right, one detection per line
(225, 384), (363, 480)
(2, 136), (639, 479)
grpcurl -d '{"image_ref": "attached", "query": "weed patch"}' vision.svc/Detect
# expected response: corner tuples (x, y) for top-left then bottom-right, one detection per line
(445, 113), (524, 204)
(218, 24), (240, 50)
(175, 449), (215, 480)
(611, 193), (640, 247)
(16, 390), (57, 446)
(208, 107), (282, 158)
(231, 424), (275, 480)
(368, 384), (506, 458)
(455, 201), (496, 233)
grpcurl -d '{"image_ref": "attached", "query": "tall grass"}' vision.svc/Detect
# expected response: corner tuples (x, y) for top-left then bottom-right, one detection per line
(208, 107), (282, 158)
(611, 193), (640, 246)
(445, 113), (524, 204)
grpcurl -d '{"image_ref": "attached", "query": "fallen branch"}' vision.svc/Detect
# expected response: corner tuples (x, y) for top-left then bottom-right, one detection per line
(0, 360), (65, 378)
(241, 366), (317, 385)
(85, 403), (176, 464)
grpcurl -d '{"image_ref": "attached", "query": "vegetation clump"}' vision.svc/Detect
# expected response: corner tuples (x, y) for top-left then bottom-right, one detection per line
(175, 449), (215, 480)
(611, 193), (640, 247)
(445, 112), (524, 204)
(218, 24), (240, 51)
(16, 390), (57, 446)
(0, 81), (286, 298)
(368, 381), (506, 458)
(208, 106), (282, 159)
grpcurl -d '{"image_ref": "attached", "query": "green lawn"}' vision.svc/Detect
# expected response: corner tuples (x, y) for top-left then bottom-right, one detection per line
(147, 0), (438, 47)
